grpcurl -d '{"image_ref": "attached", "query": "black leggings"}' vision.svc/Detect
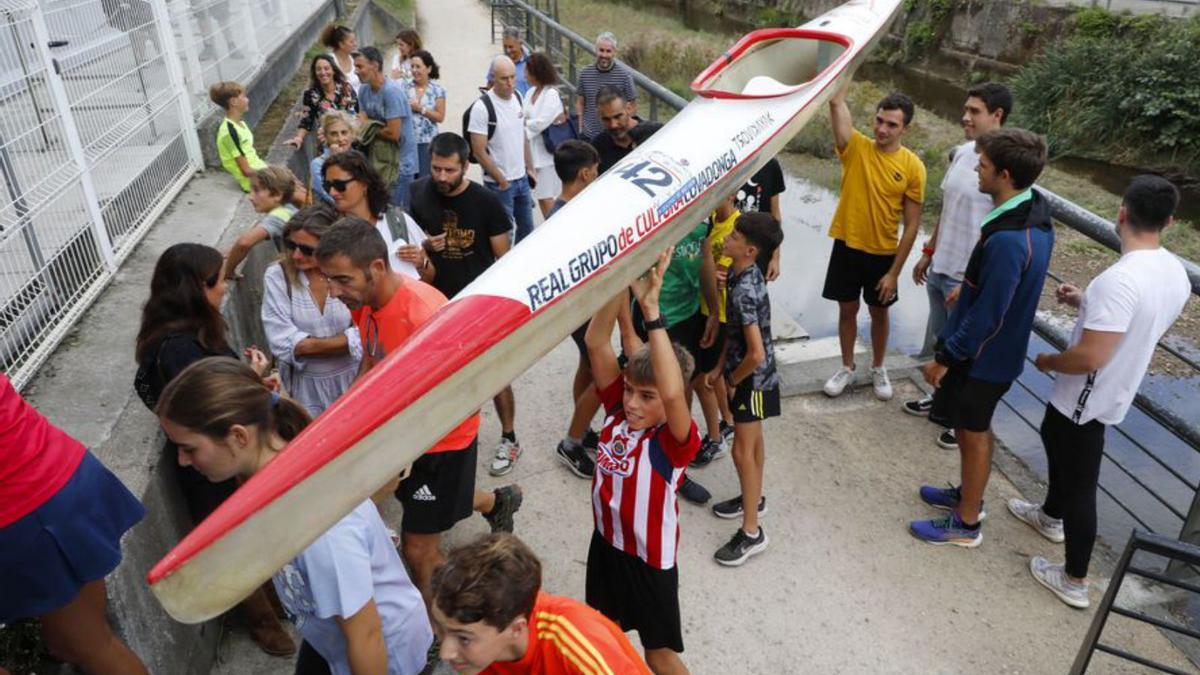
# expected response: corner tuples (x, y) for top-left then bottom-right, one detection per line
(294, 641), (332, 675)
(1039, 404), (1107, 579)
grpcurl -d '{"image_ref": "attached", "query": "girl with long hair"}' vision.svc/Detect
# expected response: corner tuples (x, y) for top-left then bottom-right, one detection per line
(133, 243), (294, 656)
(157, 358), (433, 675)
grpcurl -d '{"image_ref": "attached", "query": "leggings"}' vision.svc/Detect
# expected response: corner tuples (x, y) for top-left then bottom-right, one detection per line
(294, 641), (332, 675)
(1039, 404), (1107, 579)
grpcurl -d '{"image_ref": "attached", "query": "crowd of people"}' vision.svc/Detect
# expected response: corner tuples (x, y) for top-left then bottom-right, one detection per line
(0, 19), (1192, 675)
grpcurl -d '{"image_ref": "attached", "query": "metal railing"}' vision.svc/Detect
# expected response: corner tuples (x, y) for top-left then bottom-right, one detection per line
(489, 0), (1200, 569)
(0, 0), (327, 390)
(1071, 530), (1200, 674)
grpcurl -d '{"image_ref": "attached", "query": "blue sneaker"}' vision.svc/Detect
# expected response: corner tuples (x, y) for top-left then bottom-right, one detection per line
(918, 483), (987, 520)
(910, 512), (983, 548)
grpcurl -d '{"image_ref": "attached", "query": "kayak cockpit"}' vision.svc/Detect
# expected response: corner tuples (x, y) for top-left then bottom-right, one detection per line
(691, 28), (851, 100)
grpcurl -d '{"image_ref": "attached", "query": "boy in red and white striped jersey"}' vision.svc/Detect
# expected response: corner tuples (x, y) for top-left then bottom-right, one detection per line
(583, 248), (701, 675)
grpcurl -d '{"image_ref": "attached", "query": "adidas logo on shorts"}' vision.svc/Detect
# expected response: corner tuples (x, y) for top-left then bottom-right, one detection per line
(413, 485), (436, 501)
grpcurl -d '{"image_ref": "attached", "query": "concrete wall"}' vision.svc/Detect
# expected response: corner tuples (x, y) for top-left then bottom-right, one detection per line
(197, 0), (342, 168)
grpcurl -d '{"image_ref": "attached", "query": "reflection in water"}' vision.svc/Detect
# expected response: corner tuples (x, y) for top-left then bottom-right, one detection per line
(771, 168), (929, 356)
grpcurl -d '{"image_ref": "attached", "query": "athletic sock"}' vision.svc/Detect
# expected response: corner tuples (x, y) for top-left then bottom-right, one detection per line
(960, 519), (980, 530)
(743, 528), (760, 539)
(563, 436), (583, 450)
(501, 431), (516, 444)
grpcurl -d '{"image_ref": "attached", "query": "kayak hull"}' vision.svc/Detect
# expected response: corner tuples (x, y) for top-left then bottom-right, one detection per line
(148, 0), (905, 623)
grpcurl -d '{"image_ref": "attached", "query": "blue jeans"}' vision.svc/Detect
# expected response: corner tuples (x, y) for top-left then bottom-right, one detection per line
(416, 143), (431, 180)
(923, 271), (961, 356)
(391, 171), (414, 210)
(486, 176), (534, 244)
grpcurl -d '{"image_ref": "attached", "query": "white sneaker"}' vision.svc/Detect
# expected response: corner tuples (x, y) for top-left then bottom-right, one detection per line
(489, 437), (522, 476)
(1008, 498), (1065, 543)
(1029, 556), (1089, 609)
(823, 365), (855, 397)
(870, 366), (893, 401)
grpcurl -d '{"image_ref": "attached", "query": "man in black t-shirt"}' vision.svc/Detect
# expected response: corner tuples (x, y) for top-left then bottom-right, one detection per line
(409, 133), (523, 473)
(734, 157), (787, 281)
(589, 87), (641, 174)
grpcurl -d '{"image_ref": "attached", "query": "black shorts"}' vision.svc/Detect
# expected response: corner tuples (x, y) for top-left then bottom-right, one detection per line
(822, 238), (898, 307)
(570, 319), (590, 359)
(632, 302), (704, 364)
(697, 318), (726, 373)
(585, 531), (683, 652)
(729, 380), (781, 423)
(395, 438), (478, 534)
(930, 368), (1011, 433)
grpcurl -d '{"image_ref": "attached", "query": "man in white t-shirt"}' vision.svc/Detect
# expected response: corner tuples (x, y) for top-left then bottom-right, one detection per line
(904, 83), (1013, 451)
(1008, 176), (1190, 609)
(467, 56), (536, 244)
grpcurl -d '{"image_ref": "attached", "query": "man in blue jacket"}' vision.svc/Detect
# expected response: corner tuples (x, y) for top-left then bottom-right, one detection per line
(910, 128), (1052, 547)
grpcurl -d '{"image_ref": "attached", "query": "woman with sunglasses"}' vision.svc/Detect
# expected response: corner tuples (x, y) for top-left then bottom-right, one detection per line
(262, 203), (361, 417)
(321, 150), (436, 285)
(133, 243), (295, 657)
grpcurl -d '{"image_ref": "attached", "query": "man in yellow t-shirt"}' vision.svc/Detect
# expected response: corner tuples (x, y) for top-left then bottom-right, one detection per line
(822, 86), (926, 402)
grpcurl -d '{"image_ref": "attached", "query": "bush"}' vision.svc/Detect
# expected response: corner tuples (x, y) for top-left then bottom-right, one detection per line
(1013, 11), (1200, 171)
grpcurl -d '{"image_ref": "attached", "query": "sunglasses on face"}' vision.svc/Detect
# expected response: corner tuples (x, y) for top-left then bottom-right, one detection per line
(323, 178), (355, 194)
(284, 239), (317, 256)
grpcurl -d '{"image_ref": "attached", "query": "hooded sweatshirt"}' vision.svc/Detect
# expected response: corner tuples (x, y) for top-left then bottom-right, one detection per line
(935, 188), (1054, 383)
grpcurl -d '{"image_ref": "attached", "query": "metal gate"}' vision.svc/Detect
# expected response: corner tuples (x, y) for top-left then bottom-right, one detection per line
(0, 0), (324, 390)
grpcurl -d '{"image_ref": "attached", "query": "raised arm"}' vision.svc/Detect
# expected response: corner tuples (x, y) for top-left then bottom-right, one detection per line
(829, 84), (853, 153)
(585, 290), (627, 392)
(630, 248), (691, 442)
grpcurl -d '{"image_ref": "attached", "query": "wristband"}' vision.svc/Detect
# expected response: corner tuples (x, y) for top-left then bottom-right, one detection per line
(643, 316), (667, 332)
(921, 246), (935, 256)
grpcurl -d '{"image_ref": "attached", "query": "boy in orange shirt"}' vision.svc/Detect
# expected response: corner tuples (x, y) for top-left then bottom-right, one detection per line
(432, 533), (649, 675)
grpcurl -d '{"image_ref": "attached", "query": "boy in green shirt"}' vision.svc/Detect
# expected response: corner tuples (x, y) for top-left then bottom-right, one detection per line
(211, 81), (267, 193)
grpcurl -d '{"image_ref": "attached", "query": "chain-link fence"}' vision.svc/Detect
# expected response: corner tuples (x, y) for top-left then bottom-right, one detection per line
(0, 0), (327, 389)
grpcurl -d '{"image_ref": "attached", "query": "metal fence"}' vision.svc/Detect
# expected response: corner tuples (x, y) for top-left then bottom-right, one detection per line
(491, 0), (1200, 563)
(0, 0), (325, 390)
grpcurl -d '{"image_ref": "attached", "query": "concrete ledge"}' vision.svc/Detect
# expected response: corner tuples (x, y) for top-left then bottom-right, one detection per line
(778, 335), (922, 397)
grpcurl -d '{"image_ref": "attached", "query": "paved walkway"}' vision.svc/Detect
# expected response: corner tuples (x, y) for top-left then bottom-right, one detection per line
(213, 0), (1198, 672)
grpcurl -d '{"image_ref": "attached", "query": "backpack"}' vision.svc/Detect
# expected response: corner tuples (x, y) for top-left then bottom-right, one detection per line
(461, 90), (523, 164)
(225, 120), (246, 156)
(383, 206), (414, 244)
(542, 111), (580, 154)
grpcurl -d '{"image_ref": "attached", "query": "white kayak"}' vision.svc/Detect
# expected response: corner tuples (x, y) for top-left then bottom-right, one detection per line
(148, 0), (905, 622)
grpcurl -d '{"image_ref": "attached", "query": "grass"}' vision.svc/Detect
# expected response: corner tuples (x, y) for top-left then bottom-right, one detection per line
(373, 0), (415, 25)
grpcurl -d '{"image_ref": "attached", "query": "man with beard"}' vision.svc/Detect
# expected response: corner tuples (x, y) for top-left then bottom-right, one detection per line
(590, 87), (641, 175)
(575, 32), (636, 140)
(408, 132), (526, 480)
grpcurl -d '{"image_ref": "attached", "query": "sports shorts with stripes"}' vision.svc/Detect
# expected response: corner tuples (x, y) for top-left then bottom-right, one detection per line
(730, 381), (780, 423)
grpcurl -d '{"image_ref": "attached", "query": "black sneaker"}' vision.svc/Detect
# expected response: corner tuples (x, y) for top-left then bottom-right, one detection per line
(937, 429), (958, 450)
(483, 485), (523, 533)
(582, 428), (600, 450)
(689, 436), (727, 468)
(903, 395), (934, 417)
(678, 476), (711, 505)
(556, 441), (594, 478)
(719, 420), (734, 445)
(714, 527), (768, 566)
(711, 494), (767, 519)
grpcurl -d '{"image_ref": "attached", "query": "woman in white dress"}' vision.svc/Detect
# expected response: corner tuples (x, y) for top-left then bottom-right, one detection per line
(321, 24), (360, 92)
(261, 203), (361, 417)
(522, 52), (565, 218)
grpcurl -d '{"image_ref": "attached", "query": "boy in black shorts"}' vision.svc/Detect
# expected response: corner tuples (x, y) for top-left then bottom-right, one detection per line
(706, 212), (784, 566)
(910, 128), (1052, 547)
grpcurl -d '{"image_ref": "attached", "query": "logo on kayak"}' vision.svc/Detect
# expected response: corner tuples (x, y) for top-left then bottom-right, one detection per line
(731, 112), (775, 151)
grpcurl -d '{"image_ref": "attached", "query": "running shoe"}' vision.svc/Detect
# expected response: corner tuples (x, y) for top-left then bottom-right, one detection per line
(1008, 498), (1065, 543)
(918, 483), (987, 520)
(582, 428), (600, 450)
(714, 527), (768, 566)
(679, 476), (711, 505)
(489, 437), (522, 476)
(823, 365), (856, 397)
(556, 440), (594, 479)
(719, 420), (734, 445)
(871, 366), (893, 401)
(711, 494), (767, 519)
(1029, 556), (1089, 608)
(689, 435), (728, 468)
(909, 511), (982, 548)
(483, 485), (523, 534)
(903, 395), (934, 416)
(936, 429), (958, 450)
